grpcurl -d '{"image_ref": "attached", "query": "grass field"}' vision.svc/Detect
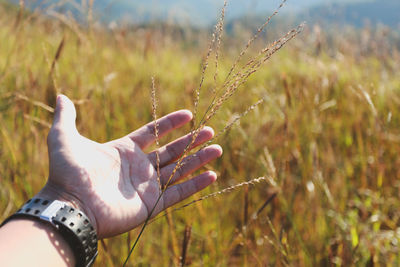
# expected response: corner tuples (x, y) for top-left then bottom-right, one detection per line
(1, 2), (400, 266)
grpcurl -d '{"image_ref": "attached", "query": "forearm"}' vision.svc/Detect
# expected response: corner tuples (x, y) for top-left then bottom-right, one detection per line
(0, 218), (75, 267)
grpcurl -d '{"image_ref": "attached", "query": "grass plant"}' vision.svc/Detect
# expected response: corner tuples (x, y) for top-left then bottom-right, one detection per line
(123, 1), (303, 264)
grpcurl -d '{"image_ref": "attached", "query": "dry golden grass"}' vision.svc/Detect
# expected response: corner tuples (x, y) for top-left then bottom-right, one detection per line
(1, 0), (400, 266)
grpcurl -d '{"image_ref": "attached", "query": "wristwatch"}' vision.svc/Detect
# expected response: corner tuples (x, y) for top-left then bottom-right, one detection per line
(1, 198), (98, 267)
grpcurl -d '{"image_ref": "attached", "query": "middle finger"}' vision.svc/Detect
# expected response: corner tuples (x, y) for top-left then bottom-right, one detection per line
(147, 126), (214, 167)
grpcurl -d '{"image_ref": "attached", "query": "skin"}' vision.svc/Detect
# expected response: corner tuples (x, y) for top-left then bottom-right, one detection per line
(0, 95), (222, 266)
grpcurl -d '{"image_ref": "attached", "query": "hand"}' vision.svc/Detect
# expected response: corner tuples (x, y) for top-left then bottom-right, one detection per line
(37, 95), (222, 238)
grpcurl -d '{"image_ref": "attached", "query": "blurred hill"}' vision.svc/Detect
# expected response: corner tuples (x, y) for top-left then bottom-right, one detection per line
(3, 0), (399, 28)
(303, 0), (400, 28)
(4, 0), (323, 26)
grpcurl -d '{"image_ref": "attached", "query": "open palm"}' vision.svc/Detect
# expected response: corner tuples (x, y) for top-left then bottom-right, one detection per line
(38, 95), (222, 238)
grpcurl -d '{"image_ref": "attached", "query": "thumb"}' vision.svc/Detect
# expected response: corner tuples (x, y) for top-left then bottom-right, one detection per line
(52, 94), (77, 131)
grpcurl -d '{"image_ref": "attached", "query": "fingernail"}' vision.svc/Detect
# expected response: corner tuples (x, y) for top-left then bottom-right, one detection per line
(56, 94), (65, 105)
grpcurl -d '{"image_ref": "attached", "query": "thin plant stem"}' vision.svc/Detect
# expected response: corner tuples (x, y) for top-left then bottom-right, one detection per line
(196, 23), (304, 132)
(202, 99), (264, 148)
(151, 77), (162, 192)
(149, 177), (267, 223)
(212, 0), (227, 94)
(224, 0), (287, 85)
(192, 0), (228, 127)
(200, 24), (304, 131)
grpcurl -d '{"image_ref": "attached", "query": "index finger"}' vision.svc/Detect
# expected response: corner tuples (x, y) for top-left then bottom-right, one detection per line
(127, 110), (193, 149)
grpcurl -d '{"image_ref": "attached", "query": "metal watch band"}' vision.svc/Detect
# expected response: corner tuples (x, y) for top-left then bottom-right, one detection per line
(1, 198), (98, 267)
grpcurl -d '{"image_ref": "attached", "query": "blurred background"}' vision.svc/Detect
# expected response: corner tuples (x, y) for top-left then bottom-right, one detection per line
(1, 0), (400, 266)
(5, 0), (400, 29)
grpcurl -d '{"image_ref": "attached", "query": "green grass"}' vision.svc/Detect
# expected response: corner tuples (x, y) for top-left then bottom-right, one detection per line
(1, 2), (400, 266)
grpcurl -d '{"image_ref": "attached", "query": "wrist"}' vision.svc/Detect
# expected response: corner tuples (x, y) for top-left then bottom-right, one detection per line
(2, 196), (98, 267)
(36, 182), (98, 234)
(0, 217), (76, 267)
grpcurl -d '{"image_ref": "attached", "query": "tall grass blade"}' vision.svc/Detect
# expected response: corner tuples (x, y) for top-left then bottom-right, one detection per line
(179, 225), (192, 267)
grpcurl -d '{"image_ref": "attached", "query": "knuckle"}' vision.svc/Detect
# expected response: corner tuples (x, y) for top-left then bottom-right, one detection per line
(47, 127), (59, 145)
(177, 184), (185, 199)
(166, 144), (179, 160)
(177, 164), (184, 177)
